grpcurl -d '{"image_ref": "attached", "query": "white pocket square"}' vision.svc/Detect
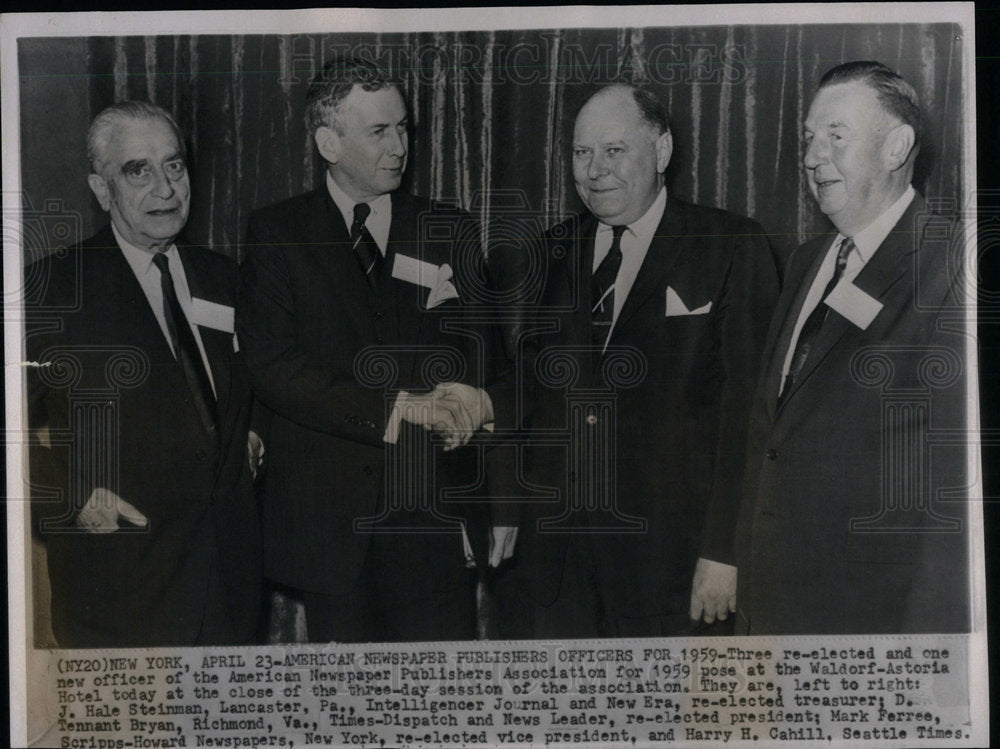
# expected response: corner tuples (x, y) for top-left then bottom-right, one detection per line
(665, 286), (712, 317)
(427, 264), (459, 309)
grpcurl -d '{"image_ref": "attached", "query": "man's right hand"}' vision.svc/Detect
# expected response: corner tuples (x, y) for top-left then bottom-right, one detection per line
(396, 390), (476, 450)
(76, 487), (148, 533)
(489, 526), (519, 567)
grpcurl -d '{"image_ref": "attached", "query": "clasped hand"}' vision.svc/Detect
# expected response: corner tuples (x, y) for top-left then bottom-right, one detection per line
(397, 382), (493, 451)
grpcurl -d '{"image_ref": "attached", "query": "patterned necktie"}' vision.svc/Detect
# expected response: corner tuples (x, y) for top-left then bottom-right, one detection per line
(351, 202), (381, 290)
(152, 252), (218, 440)
(779, 236), (856, 402)
(591, 225), (627, 352)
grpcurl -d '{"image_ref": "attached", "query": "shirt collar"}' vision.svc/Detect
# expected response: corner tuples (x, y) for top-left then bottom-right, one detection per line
(847, 184), (915, 264)
(112, 222), (177, 273)
(326, 171), (392, 231)
(596, 187), (667, 246)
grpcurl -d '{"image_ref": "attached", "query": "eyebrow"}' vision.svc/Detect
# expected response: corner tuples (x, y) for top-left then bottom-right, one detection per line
(573, 139), (626, 148)
(370, 117), (408, 129)
(803, 120), (850, 131)
(120, 158), (149, 173)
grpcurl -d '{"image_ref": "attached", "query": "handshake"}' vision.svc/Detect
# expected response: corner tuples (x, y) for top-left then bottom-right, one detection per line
(388, 382), (494, 451)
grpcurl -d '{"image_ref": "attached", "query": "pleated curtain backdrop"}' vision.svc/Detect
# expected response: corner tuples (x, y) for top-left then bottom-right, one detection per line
(20, 24), (964, 266)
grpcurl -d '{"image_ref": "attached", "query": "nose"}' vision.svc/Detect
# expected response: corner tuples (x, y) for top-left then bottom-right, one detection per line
(803, 136), (827, 170)
(387, 128), (407, 159)
(149, 166), (176, 199)
(587, 151), (608, 180)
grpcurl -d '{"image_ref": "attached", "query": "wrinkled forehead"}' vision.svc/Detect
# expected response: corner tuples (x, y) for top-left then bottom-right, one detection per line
(105, 117), (184, 169)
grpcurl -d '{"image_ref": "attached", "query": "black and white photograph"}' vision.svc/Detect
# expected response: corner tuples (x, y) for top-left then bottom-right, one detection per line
(3, 4), (985, 747)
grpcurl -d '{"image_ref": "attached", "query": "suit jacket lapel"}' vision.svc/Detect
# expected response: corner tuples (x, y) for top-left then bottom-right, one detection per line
(308, 188), (379, 342)
(101, 234), (179, 367)
(766, 236), (832, 419)
(390, 195), (428, 358)
(567, 215), (598, 374)
(179, 243), (233, 429)
(610, 197), (688, 341)
(778, 196), (926, 411)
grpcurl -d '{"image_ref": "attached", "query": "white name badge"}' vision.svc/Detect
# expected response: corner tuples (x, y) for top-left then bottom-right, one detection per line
(191, 297), (235, 333)
(391, 254), (441, 289)
(825, 279), (884, 330)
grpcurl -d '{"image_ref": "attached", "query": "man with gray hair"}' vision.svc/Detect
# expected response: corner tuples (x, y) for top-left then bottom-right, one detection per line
(735, 61), (970, 633)
(27, 101), (262, 646)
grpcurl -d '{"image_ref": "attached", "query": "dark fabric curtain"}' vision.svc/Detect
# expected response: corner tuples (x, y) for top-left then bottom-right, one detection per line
(20, 24), (964, 265)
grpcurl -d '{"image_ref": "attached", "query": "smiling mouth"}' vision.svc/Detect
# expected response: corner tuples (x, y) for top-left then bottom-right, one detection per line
(147, 208), (179, 216)
(814, 178), (840, 190)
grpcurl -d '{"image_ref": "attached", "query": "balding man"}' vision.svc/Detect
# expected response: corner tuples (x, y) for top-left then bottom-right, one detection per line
(735, 62), (970, 634)
(26, 101), (261, 646)
(493, 84), (778, 638)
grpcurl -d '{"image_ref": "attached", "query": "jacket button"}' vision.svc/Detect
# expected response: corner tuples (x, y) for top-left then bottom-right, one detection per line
(585, 414), (598, 426)
(766, 448), (778, 460)
(195, 449), (207, 462)
(373, 311), (383, 320)
(364, 420), (376, 429)
(363, 465), (374, 476)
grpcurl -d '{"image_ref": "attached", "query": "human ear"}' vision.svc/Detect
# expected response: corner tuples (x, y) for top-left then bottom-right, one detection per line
(883, 123), (916, 172)
(655, 130), (673, 173)
(314, 125), (342, 165)
(87, 173), (111, 212)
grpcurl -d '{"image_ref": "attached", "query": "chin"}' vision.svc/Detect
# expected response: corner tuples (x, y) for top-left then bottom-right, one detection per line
(589, 199), (624, 220)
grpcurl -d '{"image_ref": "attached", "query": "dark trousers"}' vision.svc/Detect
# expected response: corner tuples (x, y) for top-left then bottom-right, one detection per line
(301, 533), (476, 643)
(493, 534), (733, 639)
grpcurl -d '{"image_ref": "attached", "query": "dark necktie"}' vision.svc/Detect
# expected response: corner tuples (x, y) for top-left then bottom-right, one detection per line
(351, 202), (381, 290)
(152, 252), (218, 440)
(592, 225), (627, 352)
(779, 236), (855, 403)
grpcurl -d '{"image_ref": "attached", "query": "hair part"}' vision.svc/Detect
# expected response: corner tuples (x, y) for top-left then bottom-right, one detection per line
(87, 101), (185, 176)
(305, 56), (397, 135)
(818, 60), (921, 150)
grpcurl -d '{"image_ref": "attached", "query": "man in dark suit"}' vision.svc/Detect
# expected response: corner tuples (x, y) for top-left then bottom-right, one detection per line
(27, 101), (261, 647)
(735, 61), (970, 634)
(238, 57), (503, 642)
(492, 84), (778, 638)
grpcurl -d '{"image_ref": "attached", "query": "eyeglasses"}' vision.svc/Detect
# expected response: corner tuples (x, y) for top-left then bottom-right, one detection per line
(120, 157), (187, 187)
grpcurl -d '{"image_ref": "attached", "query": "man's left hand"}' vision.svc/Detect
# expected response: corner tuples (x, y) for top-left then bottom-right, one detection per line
(689, 557), (737, 624)
(248, 430), (265, 481)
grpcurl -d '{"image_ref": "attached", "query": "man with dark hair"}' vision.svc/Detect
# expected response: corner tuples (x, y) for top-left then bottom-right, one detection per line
(492, 83), (778, 638)
(238, 57), (505, 642)
(734, 61), (969, 634)
(27, 101), (261, 647)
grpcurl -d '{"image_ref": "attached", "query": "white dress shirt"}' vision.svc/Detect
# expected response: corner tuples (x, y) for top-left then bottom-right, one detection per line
(327, 171), (392, 256)
(115, 224), (217, 395)
(779, 184), (915, 388)
(591, 186), (667, 348)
